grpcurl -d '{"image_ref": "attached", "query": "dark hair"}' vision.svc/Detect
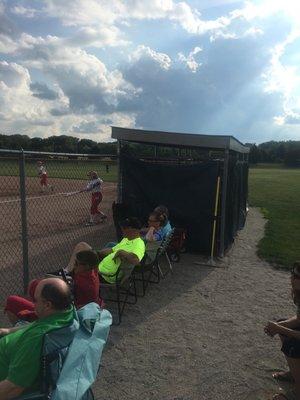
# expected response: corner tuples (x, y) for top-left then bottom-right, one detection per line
(294, 261), (300, 269)
(154, 205), (169, 218)
(119, 216), (142, 230)
(292, 261), (300, 277)
(149, 211), (167, 227)
(76, 250), (99, 268)
(41, 282), (73, 311)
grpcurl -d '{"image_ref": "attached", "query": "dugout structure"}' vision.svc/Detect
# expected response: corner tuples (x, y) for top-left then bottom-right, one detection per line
(112, 126), (249, 257)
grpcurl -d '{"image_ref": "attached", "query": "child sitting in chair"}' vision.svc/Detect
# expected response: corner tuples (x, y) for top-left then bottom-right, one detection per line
(4, 250), (103, 325)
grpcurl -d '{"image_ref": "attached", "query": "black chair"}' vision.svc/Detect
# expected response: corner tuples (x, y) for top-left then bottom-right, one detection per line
(134, 229), (175, 297)
(100, 261), (137, 325)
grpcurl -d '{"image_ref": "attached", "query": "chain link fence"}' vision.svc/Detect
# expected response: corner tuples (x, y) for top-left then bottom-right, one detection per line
(0, 149), (118, 301)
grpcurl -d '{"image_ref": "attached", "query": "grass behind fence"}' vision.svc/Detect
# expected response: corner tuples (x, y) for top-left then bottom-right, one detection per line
(0, 158), (118, 182)
(249, 166), (300, 268)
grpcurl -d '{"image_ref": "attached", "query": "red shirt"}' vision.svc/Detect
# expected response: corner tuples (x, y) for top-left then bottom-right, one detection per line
(72, 269), (104, 309)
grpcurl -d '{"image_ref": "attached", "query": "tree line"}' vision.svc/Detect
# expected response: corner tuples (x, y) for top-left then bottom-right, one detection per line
(0, 133), (299, 166)
(0, 134), (117, 155)
(246, 140), (300, 167)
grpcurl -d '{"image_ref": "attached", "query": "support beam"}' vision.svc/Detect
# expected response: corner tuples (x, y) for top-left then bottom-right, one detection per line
(219, 149), (229, 257)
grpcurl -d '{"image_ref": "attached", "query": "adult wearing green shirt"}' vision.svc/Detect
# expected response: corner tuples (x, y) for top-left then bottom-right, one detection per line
(67, 217), (146, 284)
(98, 217), (145, 283)
(0, 277), (74, 399)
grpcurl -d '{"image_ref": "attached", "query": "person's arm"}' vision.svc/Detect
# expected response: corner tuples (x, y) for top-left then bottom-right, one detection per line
(145, 227), (156, 241)
(140, 227), (149, 236)
(113, 250), (140, 266)
(265, 320), (300, 340)
(0, 379), (24, 399)
(277, 316), (300, 329)
(97, 248), (113, 259)
(79, 181), (92, 193)
(0, 325), (27, 337)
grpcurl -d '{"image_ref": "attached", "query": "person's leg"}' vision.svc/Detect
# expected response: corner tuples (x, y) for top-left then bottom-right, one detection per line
(44, 174), (53, 191)
(40, 173), (48, 192)
(90, 193), (105, 224)
(104, 241), (117, 248)
(66, 242), (92, 272)
(40, 177), (45, 192)
(88, 194), (97, 224)
(273, 334), (295, 382)
(4, 295), (35, 325)
(285, 356), (300, 397)
(96, 193), (106, 219)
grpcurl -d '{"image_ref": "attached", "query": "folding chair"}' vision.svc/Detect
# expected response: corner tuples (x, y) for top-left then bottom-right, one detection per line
(16, 303), (112, 400)
(100, 261), (137, 325)
(134, 229), (175, 297)
(157, 228), (175, 278)
(166, 227), (187, 262)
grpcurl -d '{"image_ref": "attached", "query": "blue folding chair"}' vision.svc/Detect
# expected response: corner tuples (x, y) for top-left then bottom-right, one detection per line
(16, 303), (112, 400)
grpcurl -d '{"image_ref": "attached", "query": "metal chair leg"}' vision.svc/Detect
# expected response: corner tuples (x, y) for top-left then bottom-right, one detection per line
(157, 260), (165, 278)
(115, 283), (121, 325)
(165, 253), (173, 273)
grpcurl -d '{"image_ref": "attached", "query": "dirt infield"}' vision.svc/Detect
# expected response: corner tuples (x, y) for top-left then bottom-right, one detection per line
(0, 176), (117, 301)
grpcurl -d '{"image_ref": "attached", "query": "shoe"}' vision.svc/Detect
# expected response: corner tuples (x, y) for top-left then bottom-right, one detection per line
(45, 268), (68, 277)
(272, 371), (294, 383)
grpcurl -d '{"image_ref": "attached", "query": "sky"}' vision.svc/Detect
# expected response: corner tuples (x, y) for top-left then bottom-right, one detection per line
(0, 0), (300, 144)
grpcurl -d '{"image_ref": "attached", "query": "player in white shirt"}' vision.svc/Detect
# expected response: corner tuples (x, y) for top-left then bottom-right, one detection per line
(37, 161), (53, 192)
(80, 171), (107, 225)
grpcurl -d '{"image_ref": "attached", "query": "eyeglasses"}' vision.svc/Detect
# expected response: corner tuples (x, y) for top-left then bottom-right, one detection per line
(148, 219), (159, 223)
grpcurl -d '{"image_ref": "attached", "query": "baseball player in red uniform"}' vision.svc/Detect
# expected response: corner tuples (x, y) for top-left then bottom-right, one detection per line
(37, 161), (53, 192)
(80, 171), (107, 225)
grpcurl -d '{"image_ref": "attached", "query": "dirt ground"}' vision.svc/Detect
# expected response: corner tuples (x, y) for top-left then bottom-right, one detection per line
(0, 176), (116, 300)
(94, 208), (295, 400)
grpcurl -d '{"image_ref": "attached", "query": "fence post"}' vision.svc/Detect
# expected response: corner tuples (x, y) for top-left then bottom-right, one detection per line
(117, 141), (123, 203)
(219, 148), (229, 257)
(19, 150), (29, 294)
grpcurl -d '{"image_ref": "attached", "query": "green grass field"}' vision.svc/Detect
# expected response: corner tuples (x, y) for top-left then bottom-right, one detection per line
(0, 158), (118, 182)
(249, 166), (300, 269)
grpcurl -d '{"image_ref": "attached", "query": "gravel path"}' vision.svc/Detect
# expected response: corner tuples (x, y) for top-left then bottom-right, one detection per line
(96, 208), (295, 400)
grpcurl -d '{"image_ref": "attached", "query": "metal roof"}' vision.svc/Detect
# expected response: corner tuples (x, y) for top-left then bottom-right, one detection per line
(111, 126), (249, 154)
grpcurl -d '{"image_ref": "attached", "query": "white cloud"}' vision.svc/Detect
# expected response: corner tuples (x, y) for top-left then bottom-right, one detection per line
(210, 25), (263, 42)
(0, 61), (51, 124)
(178, 46), (202, 72)
(130, 45), (172, 70)
(1, 33), (138, 114)
(10, 5), (37, 18)
(275, 111), (300, 126)
(72, 112), (136, 137)
(263, 30), (300, 127)
(30, 0), (233, 36)
(1, 0), (300, 142)
(66, 26), (128, 48)
(0, 60), (136, 139)
(230, 0), (300, 26)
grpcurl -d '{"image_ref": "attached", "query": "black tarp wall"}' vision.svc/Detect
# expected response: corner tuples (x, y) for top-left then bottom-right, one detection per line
(120, 154), (221, 254)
